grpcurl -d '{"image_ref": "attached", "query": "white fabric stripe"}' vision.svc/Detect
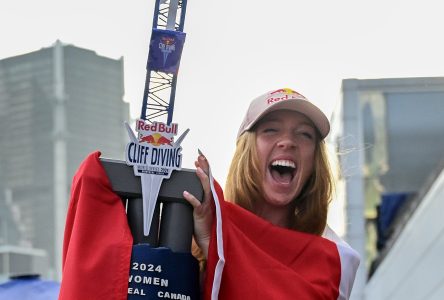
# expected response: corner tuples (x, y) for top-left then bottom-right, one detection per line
(208, 169), (225, 300)
(323, 225), (360, 300)
(336, 243), (360, 300)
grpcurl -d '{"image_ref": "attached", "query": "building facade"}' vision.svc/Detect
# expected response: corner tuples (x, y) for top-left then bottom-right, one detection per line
(0, 41), (129, 280)
(330, 77), (444, 299)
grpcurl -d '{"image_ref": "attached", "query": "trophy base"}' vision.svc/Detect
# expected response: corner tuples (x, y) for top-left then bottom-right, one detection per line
(128, 244), (199, 299)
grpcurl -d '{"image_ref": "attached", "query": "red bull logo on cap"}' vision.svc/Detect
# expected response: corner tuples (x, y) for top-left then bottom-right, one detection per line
(267, 88), (305, 105)
(270, 88), (298, 95)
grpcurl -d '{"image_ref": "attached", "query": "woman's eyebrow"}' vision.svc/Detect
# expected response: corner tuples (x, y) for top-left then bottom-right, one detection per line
(298, 121), (316, 128)
(260, 117), (281, 123)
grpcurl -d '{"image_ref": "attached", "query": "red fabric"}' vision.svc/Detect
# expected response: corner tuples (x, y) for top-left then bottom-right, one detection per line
(59, 152), (133, 300)
(204, 181), (341, 300)
(59, 152), (342, 299)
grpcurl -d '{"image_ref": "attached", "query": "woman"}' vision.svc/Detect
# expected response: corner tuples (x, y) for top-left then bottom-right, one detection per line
(184, 88), (360, 299)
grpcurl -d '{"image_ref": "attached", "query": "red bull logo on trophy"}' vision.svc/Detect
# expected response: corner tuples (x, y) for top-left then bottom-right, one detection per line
(137, 120), (177, 145)
(125, 120), (184, 176)
(139, 133), (173, 146)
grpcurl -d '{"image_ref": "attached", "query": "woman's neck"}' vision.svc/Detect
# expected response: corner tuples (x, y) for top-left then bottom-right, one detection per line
(252, 202), (293, 228)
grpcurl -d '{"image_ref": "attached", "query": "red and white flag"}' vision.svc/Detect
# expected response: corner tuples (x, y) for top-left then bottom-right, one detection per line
(203, 171), (360, 300)
(59, 152), (359, 300)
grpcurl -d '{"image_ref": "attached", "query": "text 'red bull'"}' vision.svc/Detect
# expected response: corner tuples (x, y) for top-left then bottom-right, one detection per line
(266, 93), (305, 105)
(137, 120), (178, 135)
(267, 94), (295, 105)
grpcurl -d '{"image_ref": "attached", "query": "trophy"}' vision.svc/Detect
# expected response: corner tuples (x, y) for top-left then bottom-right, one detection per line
(60, 0), (202, 299)
(117, 0), (201, 298)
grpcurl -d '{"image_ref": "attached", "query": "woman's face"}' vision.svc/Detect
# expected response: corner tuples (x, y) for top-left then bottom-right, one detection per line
(254, 110), (317, 211)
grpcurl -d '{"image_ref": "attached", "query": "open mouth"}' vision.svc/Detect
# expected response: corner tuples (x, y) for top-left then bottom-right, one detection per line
(269, 160), (296, 184)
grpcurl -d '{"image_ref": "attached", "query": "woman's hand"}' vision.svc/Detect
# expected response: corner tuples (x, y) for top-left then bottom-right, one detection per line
(183, 152), (214, 259)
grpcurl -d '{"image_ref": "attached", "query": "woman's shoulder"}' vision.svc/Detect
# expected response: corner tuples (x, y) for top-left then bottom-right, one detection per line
(322, 225), (360, 263)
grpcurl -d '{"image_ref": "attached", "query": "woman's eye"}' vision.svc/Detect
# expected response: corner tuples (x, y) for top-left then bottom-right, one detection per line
(304, 132), (313, 138)
(298, 131), (314, 140)
(263, 128), (277, 133)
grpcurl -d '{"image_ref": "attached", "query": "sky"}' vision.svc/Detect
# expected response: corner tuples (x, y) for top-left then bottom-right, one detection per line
(2, 0), (444, 231)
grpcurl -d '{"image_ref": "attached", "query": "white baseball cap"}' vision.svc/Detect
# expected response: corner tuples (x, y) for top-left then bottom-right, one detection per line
(237, 88), (330, 139)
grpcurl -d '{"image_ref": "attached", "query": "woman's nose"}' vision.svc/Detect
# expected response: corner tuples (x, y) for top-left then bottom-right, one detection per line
(276, 132), (297, 149)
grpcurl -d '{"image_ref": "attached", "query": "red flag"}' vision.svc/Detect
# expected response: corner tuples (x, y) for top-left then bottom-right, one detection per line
(59, 152), (359, 299)
(59, 152), (132, 300)
(204, 177), (360, 300)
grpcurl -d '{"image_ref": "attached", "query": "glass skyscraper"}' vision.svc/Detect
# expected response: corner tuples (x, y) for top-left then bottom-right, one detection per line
(0, 41), (129, 280)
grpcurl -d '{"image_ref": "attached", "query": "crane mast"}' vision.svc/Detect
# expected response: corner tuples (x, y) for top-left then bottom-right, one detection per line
(140, 0), (188, 125)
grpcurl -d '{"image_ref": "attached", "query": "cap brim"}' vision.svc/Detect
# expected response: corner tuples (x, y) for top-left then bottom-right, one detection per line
(239, 99), (330, 139)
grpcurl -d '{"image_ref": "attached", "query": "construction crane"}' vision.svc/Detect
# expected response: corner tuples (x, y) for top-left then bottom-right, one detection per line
(140, 0), (188, 125)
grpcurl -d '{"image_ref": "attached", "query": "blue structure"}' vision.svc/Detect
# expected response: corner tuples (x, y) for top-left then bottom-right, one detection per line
(140, 0), (188, 124)
(0, 275), (60, 300)
(376, 193), (410, 250)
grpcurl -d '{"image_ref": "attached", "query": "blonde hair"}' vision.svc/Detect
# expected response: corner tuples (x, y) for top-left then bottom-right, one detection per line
(225, 131), (333, 236)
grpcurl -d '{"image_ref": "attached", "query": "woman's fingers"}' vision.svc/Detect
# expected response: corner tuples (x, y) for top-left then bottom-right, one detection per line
(183, 186), (213, 259)
(197, 153), (210, 175)
(183, 150), (214, 259)
(186, 151), (212, 210)
(183, 190), (201, 209)
(192, 152), (212, 209)
(196, 166), (210, 191)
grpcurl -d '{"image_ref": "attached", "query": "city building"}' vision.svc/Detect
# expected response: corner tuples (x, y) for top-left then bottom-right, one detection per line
(330, 77), (444, 299)
(0, 41), (129, 281)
